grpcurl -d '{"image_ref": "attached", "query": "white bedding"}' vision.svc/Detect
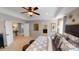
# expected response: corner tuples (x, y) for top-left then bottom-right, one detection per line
(26, 36), (48, 51)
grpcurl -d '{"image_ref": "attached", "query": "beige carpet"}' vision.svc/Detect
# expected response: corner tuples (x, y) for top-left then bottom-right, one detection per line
(0, 36), (35, 51)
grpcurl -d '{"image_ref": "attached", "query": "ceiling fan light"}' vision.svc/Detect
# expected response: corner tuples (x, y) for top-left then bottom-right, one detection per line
(28, 12), (33, 15)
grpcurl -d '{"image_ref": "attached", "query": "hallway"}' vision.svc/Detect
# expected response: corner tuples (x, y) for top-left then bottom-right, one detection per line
(0, 36), (35, 51)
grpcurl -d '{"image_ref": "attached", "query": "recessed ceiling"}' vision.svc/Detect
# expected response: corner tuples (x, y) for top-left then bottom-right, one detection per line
(0, 7), (78, 20)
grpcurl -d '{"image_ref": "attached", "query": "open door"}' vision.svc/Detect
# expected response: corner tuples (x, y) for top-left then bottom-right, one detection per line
(5, 21), (13, 46)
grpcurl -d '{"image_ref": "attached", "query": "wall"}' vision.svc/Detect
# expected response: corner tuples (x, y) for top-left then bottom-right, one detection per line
(29, 20), (57, 38)
(66, 8), (79, 25)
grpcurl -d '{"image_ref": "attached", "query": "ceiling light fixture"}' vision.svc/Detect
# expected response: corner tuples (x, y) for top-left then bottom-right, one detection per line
(28, 12), (33, 16)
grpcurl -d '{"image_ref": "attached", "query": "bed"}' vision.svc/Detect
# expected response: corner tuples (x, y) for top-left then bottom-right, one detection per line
(26, 36), (49, 51)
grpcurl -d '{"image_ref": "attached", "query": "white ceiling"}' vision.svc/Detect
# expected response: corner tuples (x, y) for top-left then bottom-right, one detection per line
(0, 7), (78, 20)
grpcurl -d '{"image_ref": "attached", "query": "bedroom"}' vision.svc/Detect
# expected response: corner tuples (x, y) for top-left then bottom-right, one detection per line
(0, 7), (79, 51)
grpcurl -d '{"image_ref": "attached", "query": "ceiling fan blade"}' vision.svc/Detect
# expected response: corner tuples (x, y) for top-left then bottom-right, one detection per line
(34, 7), (38, 10)
(32, 12), (40, 15)
(21, 12), (28, 13)
(22, 7), (28, 10)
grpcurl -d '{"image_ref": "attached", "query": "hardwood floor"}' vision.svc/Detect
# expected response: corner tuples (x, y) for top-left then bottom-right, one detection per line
(0, 36), (35, 51)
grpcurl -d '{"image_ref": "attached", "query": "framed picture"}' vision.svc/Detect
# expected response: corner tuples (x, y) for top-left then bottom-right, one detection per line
(51, 23), (56, 32)
(34, 24), (39, 31)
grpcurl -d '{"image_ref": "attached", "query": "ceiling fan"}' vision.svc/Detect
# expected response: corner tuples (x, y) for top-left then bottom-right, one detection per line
(21, 7), (40, 16)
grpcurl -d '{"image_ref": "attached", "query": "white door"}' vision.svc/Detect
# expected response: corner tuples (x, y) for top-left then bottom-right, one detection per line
(23, 23), (30, 36)
(5, 21), (13, 46)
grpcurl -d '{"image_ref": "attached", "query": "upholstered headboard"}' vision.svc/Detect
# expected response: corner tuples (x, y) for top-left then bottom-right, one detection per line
(65, 24), (79, 37)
